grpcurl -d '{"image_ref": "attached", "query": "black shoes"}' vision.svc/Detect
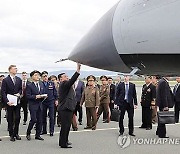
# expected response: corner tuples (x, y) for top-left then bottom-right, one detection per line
(129, 133), (136, 137)
(35, 136), (44, 140)
(73, 128), (78, 131)
(79, 122), (83, 125)
(50, 133), (53, 137)
(139, 126), (146, 129)
(15, 135), (21, 140)
(61, 145), (72, 149)
(119, 132), (123, 136)
(146, 127), (152, 130)
(0, 138), (1, 141)
(10, 136), (15, 142)
(159, 136), (169, 138)
(26, 135), (31, 141)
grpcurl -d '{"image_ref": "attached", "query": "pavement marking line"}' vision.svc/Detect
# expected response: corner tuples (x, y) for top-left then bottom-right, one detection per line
(0, 123), (179, 139)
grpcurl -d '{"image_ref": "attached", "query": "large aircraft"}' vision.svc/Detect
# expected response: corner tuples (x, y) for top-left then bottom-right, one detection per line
(67, 0), (180, 76)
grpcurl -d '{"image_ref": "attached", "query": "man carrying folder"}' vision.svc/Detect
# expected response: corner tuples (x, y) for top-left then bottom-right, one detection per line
(26, 70), (47, 141)
(1, 65), (22, 142)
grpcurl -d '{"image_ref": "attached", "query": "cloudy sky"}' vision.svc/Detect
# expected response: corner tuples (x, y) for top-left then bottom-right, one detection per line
(0, 0), (118, 73)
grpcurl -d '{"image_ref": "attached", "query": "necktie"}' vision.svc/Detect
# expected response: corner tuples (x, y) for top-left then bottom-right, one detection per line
(36, 83), (40, 92)
(174, 84), (179, 95)
(125, 84), (129, 102)
(13, 77), (16, 85)
(22, 81), (26, 96)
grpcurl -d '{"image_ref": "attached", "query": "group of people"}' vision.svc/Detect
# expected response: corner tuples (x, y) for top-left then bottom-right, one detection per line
(0, 63), (180, 148)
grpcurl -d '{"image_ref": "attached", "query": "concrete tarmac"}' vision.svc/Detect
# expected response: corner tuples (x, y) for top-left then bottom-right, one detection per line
(0, 86), (180, 154)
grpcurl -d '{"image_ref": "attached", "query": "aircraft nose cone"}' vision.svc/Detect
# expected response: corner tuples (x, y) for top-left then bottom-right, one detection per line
(68, 2), (130, 73)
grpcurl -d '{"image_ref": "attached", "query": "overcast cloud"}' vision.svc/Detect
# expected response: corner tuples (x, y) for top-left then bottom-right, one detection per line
(0, 0), (118, 73)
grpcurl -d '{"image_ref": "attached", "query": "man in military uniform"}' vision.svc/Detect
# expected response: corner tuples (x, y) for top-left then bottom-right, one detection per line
(97, 76), (110, 123)
(139, 76), (156, 130)
(80, 75), (100, 130)
(41, 71), (58, 136)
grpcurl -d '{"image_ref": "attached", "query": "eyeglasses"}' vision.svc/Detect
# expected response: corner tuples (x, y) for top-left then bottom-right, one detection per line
(42, 75), (48, 78)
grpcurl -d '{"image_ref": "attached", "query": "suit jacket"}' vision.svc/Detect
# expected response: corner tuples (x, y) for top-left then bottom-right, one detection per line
(141, 83), (156, 107)
(75, 80), (85, 102)
(58, 72), (80, 111)
(115, 82), (137, 108)
(26, 81), (45, 111)
(156, 78), (174, 109)
(173, 84), (180, 103)
(109, 84), (115, 102)
(1, 75), (22, 106)
(21, 80), (31, 100)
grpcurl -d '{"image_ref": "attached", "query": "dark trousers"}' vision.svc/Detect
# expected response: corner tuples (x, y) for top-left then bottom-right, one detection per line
(175, 102), (180, 123)
(54, 104), (61, 126)
(27, 106), (42, 137)
(109, 102), (114, 114)
(156, 108), (166, 137)
(7, 105), (21, 137)
(141, 107), (152, 128)
(119, 102), (134, 134)
(74, 102), (83, 123)
(42, 103), (54, 133)
(20, 97), (28, 122)
(97, 103), (110, 122)
(86, 107), (97, 127)
(59, 110), (73, 147)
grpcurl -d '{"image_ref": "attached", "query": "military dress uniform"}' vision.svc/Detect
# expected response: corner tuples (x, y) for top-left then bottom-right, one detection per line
(97, 85), (110, 123)
(80, 86), (100, 130)
(140, 83), (156, 129)
(42, 81), (58, 136)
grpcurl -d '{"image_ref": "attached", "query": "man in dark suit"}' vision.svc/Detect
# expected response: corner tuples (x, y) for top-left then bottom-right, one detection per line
(26, 70), (47, 141)
(173, 77), (180, 123)
(156, 77), (174, 138)
(58, 63), (81, 148)
(1, 65), (22, 142)
(115, 75), (137, 136)
(41, 71), (58, 136)
(139, 76), (156, 130)
(74, 78), (85, 125)
(20, 72), (30, 125)
(108, 77), (116, 115)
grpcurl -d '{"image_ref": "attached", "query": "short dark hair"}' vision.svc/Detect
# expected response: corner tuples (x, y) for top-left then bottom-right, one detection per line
(107, 77), (113, 80)
(0, 75), (5, 78)
(30, 70), (41, 77)
(100, 75), (108, 81)
(87, 75), (96, 81)
(22, 72), (27, 74)
(41, 71), (48, 76)
(58, 73), (65, 79)
(8, 65), (16, 71)
(50, 75), (57, 80)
